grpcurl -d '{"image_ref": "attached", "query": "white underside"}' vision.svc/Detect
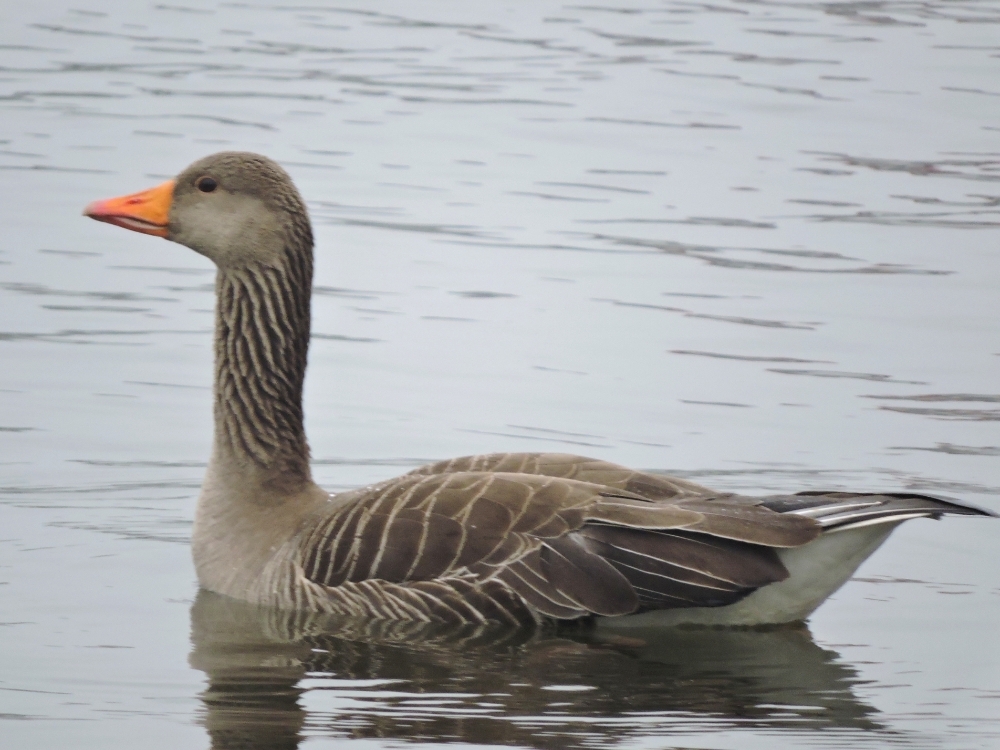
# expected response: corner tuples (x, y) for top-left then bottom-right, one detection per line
(599, 521), (901, 628)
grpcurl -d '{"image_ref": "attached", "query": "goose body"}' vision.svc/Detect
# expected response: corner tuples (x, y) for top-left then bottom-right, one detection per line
(84, 152), (992, 627)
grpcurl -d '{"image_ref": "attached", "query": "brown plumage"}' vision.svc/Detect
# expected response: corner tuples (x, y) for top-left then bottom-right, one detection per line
(83, 152), (994, 627)
(287, 466), (816, 623)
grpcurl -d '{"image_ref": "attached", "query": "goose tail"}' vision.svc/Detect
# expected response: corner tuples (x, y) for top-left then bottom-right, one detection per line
(758, 491), (995, 533)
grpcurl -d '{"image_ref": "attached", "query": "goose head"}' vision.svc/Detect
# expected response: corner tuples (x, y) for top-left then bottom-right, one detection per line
(83, 152), (312, 269)
(85, 152), (316, 491)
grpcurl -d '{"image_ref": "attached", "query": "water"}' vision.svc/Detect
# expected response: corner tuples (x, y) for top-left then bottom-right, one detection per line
(1, 1), (999, 747)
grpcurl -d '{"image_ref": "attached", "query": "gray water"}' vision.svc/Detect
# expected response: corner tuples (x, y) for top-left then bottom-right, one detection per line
(1, 1), (999, 747)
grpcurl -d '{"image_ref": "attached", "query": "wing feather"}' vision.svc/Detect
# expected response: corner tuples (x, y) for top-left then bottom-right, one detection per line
(675, 499), (820, 547)
(495, 558), (585, 619)
(368, 511), (424, 581)
(407, 452), (713, 499)
(539, 536), (639, 616)
(403, 514), (465, 580)
(587, 496), (703, 529)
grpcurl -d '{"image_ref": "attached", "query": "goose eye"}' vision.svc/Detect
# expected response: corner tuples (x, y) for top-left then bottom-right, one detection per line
(196, 177), (218, 193)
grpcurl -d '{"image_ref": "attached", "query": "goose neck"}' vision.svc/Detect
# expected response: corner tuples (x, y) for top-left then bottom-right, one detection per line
(211, 257), (312, 492)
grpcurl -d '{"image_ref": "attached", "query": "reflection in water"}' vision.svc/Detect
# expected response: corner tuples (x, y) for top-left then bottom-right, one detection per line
(190, 591), (883, 749)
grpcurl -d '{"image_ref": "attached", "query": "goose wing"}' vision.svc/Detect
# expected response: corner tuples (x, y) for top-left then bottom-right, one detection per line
(409, 452), (995, 529)
(296, 469), (821, 624)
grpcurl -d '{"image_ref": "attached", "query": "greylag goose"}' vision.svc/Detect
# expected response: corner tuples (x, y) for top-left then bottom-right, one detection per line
(84, 152), (993, 627)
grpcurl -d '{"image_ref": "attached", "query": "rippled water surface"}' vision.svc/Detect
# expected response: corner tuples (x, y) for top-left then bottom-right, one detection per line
(2, 1), (999, 747)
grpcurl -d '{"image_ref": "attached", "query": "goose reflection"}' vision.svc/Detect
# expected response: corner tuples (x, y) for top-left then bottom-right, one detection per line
(190, 590), (885, 749)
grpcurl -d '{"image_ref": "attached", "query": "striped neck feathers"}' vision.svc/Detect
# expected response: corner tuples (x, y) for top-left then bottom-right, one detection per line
(212, 248), (313, 492)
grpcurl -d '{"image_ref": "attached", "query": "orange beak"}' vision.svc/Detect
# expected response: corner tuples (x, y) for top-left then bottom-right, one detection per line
(83, 180), (175, 238)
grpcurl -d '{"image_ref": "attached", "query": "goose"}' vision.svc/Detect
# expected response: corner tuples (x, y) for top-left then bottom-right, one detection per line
(84, 152), (993, 627)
